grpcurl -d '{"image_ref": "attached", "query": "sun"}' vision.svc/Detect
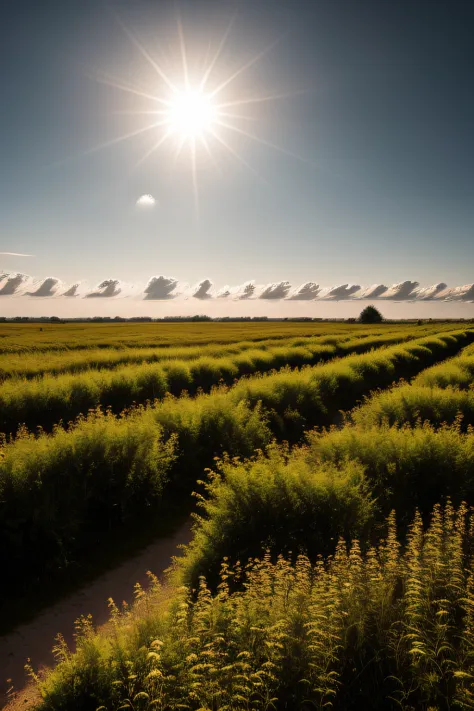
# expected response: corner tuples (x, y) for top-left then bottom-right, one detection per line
(165, 89), (218, 140)
(87, 15), (303, 215)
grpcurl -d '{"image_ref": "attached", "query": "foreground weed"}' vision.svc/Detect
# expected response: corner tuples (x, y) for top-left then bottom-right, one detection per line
(34, 502), (474, 711)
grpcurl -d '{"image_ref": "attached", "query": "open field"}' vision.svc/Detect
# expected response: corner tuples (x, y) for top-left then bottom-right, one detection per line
(3, 321), (474, 710)
(0, 328), (447, 434)
(0, 321), (426, 354)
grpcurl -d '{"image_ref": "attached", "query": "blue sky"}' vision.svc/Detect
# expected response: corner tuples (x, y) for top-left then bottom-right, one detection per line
(1, 0), (473, 311)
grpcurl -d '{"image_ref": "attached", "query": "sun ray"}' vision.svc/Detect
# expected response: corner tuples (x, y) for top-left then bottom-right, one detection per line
(198, 133), (222, 174)
(190, 136), (200, 219)
(177, 17), (190, 91)
(134, 130), (173, 169)
(90, 71), (168, 105)
(112, 109), (169, 116)
(172, 134), (187, 166)
(217, 111), (259, 122)
(199, 16), (236, 91)
(80, 120), (169, 157)
(216, 88), (309, 110)
(216, 119), (312, 165)
(48, 119), (169, 169)
(80, 11), (307, 213)
(208, 39), (279, 99)
(210, 130), (267, 183)
(114, 12), (178, 94)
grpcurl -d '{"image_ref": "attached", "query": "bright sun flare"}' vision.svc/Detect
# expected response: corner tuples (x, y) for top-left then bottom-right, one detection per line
(89, 16), (301, 214)
(166, 89), (218, 139)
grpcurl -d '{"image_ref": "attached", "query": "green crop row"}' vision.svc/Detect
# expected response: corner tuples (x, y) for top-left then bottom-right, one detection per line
(0, 328), (470, 589)
(414, 341), (474, 388)
(0, 328), (404, 380)
(179, 422), (474, 586)
(0, 321), (398, 354)
(348, 342), (474, 430)
(0, 330), (431, 435)
(353, 383), (474, 429)
(227, 329), (474, 439)
(35, 502), (474, 711)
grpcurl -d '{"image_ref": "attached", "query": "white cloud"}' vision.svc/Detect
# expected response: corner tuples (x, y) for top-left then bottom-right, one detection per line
(85, 279), (122, 298)
(380, 281), (420, 300)
(216, 285), (231, 298)
(191, 279), (213, 299)
(437, 284), (474, 301)
(0, 271), (473, 309)
(259, 281), (292, 299)
(25, 277), (62, 297)
(144, 275), (179, 300)
(136, 194), (156, 207)
(287, 282), (320, 300)
(234, 281), (257, 300)
(318, 284), (361, 300)
(0, 273), (29, 296)
(357, 284), (389, 299)
(62, 283), (81, 297)
(0, 252), (34, 257)
(414, 283), (448, 300)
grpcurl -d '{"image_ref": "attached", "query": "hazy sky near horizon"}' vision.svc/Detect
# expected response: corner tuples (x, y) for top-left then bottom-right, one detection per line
(1, 0), (474, 291)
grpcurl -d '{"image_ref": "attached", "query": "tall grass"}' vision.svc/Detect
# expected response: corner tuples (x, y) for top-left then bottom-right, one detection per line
(227, 329), (474, 439)
(0, 411), (176, 577)
(180, 442), (374, 587)
(0, 330), (440, 435)
(0, 398), (271, 582)
(34, 502), (474, 711)
(0, 320), (404, 354)
(414, 344), (474, 388)
(0, 328), (408, 380)
(352, 382), (474, 429)
(0, 329), (471, 584)
(349, 342), (474, 429)
(179, 423), (474, 586)
(308, 422), (474, 522)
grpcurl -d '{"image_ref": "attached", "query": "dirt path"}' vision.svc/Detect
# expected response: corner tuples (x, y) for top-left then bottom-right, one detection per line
(0, 520), (192, 708)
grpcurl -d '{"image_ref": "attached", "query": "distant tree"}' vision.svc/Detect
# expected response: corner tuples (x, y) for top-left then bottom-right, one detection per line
(358, 304), (383, 324)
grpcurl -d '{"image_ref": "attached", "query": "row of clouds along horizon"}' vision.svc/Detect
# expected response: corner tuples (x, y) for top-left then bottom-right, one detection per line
(1, 273), (474, 302)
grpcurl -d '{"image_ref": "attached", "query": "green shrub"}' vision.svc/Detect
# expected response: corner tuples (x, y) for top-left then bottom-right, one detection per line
(359, 304), (384, 323)
(414, 351), (474, 389)
(307, 422), (474, 525)
(352, 382), (474, 429)
(0, 328), (459, 435)
(176, 419), (474, 588)
(34, 502), (474, 711)
(0, 395), (272, 581)
(229, 330), (474, 440)
(1, 328), (471, 587)
(0, 410), (176, 577)
(179, 442), (374, 587)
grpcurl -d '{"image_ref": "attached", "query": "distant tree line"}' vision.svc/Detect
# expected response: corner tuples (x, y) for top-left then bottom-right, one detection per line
(0, 313), (471, 324)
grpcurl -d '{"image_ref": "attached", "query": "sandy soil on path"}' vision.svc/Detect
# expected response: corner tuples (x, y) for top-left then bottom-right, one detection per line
(0, 520), (192, 708)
